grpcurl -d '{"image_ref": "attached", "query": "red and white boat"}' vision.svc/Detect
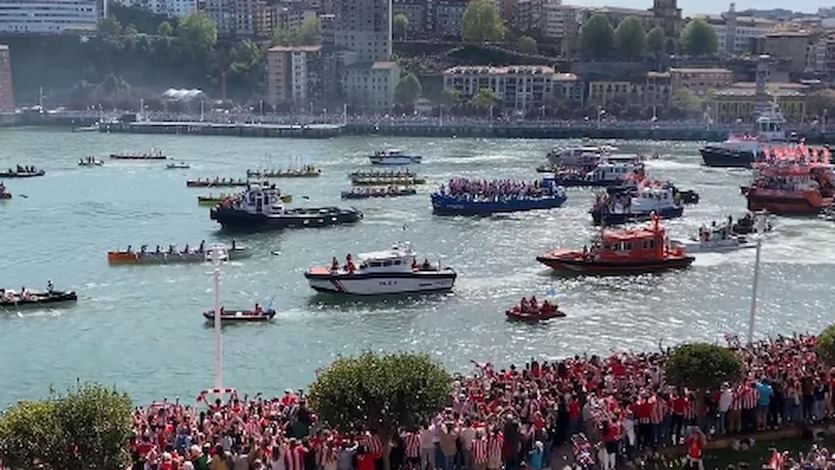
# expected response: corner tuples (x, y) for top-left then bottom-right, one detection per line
(536, 216), (694, 275)
(743, 157), (835, 215)
(505, 298), (565, 322)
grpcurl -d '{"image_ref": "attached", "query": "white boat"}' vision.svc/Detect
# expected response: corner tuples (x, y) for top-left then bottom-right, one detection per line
(304, 242), (456, 295)
(369, 149), (423, 165)
(166, 161), (190, 169)
(678, 223), (756, 253)
(546, 145), (618, 166)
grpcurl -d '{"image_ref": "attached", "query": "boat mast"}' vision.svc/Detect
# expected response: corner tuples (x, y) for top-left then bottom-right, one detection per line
(208, 245), (228, 390)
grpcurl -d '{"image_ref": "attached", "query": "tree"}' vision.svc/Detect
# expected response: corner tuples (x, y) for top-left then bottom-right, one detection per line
(99, 15), (122, 36)
(124, 23), (139, 36)
(157, 20), (174, 36)
(177, 11), (218, 52)
(471, 88), (498, 112)
(0, 383), (133, 470)
(671, 88), (704, 117)
(462, 0), (506, 43)
(395, 73), (422, 109)
(614, 17), (646, 60)
(517, 35), (538, 54)
(296, 16), (321, 45)
(681, 18), (718, 57)
(309, 353), (450, 470)
(819, 324), (835, 365)
(805, 89), (835, 120)
(665, 343), (743, 426)
(393, 13), (409, 40)
(580, 14), (614, 59)
(647, 26), (666, 57)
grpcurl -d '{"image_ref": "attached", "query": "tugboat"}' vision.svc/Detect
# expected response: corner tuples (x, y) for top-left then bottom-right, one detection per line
(536, 215), (694, 275)
(107, 241), (251, 264)
(550, 161), (644, 188)
(1, 285), (78, 309)
(166, 161), (190, 169)
(247, 165), (320, 178)
(304, 242), (455, 295)
(0, 165), (45, 178)
(505, 297), (565, 322)
(0, 182), (11, 200)
(369, 149), (423, 165)
(110, 148), (167, 160)
(341, 187), (417, 199)
(591, 182), (684, 225)
(210, 184), (362, 230)
(203, 305), (276, 323)
(78, 157), (104, 167)
(743, 159), (834, 215)
(431, 178), (567, 216)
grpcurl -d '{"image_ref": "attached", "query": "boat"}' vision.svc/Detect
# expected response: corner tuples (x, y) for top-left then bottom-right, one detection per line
(247, 166), (320, 178)
(349, 170), (417, 179)
(351, 176), (427, 186)
(166, 161), (190, 169)
(590, 182), (684, 226)
(536, 216), (695, 275)
(110, 148), (167, 160)
(505, 299), (565, 322)
(72, 123), (99, 132)
(0, 166), (45, 178)
(0, 288), (77, 309)
(107, 242), (251, 264)
(700, 102), (828, 168)
(199, 193), (291, 206)
(0, 182), (10, 200)
(304, 242), (456, 295)
(431, 178), (567, 216)
(607, 184), (700, 205)
(731, 212), (773, 235)
(545, 145), (618, 167)
(678, 222), (755, 253)
(341, 187), (417, 199)
(78, 157), (104, 167)
(210, 184), (362, 230)
(186, 178), (258, 188)
(203, 307), (276, 323)
(743, 160), (834, 215)
(549, 161), (644, 187)
(369, 149), (423, 165)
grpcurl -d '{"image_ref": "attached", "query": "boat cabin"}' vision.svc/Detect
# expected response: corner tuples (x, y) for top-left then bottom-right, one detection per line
(591, 223), (669, 261)
(356, 243), (422, 273)
(586, 162), (641, 182)
(630, 185), (679, 212)
(754, 103), (786, 142)
(376, 148), (404, 157)
(240, 184), (284, 214)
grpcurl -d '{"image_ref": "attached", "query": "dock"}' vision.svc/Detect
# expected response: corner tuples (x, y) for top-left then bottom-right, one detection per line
(99, 121), (343, 138)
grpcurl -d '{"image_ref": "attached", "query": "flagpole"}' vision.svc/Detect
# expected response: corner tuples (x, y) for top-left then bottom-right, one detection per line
(208, 245), (228, 390)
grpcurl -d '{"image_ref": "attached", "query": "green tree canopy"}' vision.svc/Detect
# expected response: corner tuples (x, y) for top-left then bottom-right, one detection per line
(441, 88), (462, 108)
(0, 383), (133, 470)
(665, 343), (743, 392)
(309, 352), (450, 447)
(517, 35), (538, 53)
(177, 11), (218, 52)
(680, 18), (718, 57)
(157, 20), (174, 36)
(819, 324), (835, 365)
(671, 88), (704, 117)
(580, 14), (615, 59)
(99, 15), (122, 36)
(647, 26), (666, 56)
(471, 88), (498, 111)
(393, 13), (409, 40)
(462, 0), (506, 43)
(395, 73), (423, 108)
(271, 16), (321, 46)
(614, 17), (647, 59)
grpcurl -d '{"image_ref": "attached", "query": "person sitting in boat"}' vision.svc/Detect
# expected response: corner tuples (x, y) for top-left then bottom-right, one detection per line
(345, 254), (356, 273)
(168, 245), (175, 254)
(199, 240), (205, 253)
(541, 300), (554, 314)
(127, 245), (132, 253)
(530, 296), (539, 312)
(421, 259), (431, 271)
(254, 303), (262, 314)
(520, 297), (529, 313)
(155, 245), (160, 254)
(47, 279), (53, 293)
(219, 306), (225, 315)
(331, 257), (339, 272)
(140, 245), (147, 254)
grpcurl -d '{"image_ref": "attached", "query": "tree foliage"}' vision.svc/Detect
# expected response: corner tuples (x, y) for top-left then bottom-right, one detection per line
(580, 14), (614, 59)
(614, 17), (646, 59)
(647, 26), (666, 56)
(805, 89), (835, 119)
(395, 73), (423, 108)
(271, 16), (321, 46)
(177, 11), (218, 52)
(0, 383), (133, 470)
(393, 13), (409, 40)
(517, 35), (538, 53)
(462, 0), (506, 43)
(110, 2), (174, 34)
(681, 18), (718, 57)
(99, 16), (122, 36)
(157, 21), (174, 37)
(441, 88), (462, 108)
(471, 88), (498, 111)
(664, 343), (743, 392)
(309, 352), (450, 440)
(671, 88), (704, 117)
(819, 324), (835, 365)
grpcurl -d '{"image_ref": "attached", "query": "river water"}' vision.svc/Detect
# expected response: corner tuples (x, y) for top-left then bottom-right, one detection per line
(1, 128), (833, 407)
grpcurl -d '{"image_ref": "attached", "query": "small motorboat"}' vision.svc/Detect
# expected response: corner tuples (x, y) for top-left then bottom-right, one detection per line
(78, 157), (104, 167)
(203, 307), (276, 323)
(166, 161), (190, 169)
(0, 166), (45, 178)
(369, 149), (423, 165)
(0, 288), (78, 309)
(505, 300), (565, 322)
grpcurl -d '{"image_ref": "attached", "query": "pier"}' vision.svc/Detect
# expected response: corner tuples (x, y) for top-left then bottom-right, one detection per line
(99, 121), (343, 138)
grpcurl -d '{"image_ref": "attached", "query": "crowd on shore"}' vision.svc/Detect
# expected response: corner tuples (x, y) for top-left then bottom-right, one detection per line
(128, 334), (833, 470)
(437, 179), (558, 201)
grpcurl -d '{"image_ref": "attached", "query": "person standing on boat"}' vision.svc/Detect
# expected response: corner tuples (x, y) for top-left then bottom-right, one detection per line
(47, 279), (53, 293)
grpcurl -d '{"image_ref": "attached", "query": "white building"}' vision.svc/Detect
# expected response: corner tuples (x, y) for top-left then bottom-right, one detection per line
(699, 4), (778, 56)
(443, 65), (561, 111)
(0, 0), (106, 34)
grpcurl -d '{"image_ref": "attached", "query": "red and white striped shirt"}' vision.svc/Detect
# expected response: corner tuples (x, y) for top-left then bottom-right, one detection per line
(651, 397), (668, 424)
(285, 445), (307, 470)
(730, 389), (743, 411)
(683, 399), (697, 420)
(488, 436), (503, 461)
(741, 386), (759, 410)
(363, 433), (384, 458)
(402, 432), (420, 459)
(472, 439), (488, 464)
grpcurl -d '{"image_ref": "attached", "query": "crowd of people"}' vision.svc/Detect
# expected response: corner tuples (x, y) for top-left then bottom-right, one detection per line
(437, 179), (559, 202)
(128, 334), (833, 470)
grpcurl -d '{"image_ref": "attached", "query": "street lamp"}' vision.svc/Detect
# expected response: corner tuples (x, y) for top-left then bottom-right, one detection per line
(747, 212), (768, 345)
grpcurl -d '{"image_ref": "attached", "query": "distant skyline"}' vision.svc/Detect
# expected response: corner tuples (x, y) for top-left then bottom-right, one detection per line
(567, 0), (828, 16)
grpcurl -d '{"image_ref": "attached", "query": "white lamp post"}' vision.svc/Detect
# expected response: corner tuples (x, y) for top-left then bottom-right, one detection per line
(747, 213), (767, 345)
(206, 244), (229, 390)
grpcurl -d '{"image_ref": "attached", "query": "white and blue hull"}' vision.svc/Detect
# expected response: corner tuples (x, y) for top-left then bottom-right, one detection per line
(369, 156), (423, 165)
(305, 273), (455, 295)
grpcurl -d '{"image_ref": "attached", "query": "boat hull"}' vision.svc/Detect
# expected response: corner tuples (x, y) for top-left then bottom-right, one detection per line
(432, 194), (567, 216)
(505, 309), (565, 322)
(211, 207), (362, 230)
(747, 195), (832, 215)
(107, 248), (251, 264)
(536, 256), (694, 275)
(110, 154), (166, 160)
(369, 156), (422, 165)
(679, 240), (755, 253)
(203, 309), (276, 322)
(0, 171), (45, 178)
(552, 178), (628, 188)
(700, 148), (757, 168)
(305, 271), (456, 295)
(0, 291), (78, 309)
(591, 206), (683, 226)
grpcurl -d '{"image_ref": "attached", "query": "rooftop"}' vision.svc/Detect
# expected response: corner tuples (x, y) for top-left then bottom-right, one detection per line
(670, 67), (733, 74)
(371, 61), (398, 70)
(268, 45), (322, 53)
(595, 5), (654, 17)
